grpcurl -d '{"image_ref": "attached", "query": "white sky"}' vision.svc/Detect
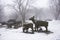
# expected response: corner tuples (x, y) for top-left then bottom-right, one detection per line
(1, 0), (50, 20)
(30, 0), (49, 8)
(1, 0), (49, 8)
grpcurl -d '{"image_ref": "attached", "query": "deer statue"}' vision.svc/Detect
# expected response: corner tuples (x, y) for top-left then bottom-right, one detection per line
(29, 16), (48, 32)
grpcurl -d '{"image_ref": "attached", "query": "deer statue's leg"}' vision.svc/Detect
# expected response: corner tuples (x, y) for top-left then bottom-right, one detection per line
(39, 28), (42, 32)
(26, 28), (28, 33)
(37, 27), (38, 32)
(31, 27), (34, 34)
(35, 25), (37, 31)
(8, 25), (12, 28)
(23, 27), (25, 32)
(45, 26), (48, 32)
(10, 24), (12, 28)
(35, 27), (36, 31)
(7, 25), (9, 28)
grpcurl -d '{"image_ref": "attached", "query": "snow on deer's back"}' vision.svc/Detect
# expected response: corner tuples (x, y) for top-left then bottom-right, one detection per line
(25, 20), (35, 27)
(25, 20), (33, 23)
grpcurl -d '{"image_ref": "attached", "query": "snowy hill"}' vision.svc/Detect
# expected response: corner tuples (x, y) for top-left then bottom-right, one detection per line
(0, 20), (60, 40)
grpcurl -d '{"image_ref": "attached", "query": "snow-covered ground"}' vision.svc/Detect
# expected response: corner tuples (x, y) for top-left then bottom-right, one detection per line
(0, 20), (60, 40)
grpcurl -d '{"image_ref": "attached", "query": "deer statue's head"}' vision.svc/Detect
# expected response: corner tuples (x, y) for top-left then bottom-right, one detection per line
(29, 16), (35, 23)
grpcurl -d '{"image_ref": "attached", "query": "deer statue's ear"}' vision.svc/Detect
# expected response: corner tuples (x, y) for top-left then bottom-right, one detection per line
(33, 16), (35, 18)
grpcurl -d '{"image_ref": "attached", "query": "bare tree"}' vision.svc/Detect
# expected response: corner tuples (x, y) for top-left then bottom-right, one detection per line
(49, 0), (60, 20)
(0, 5), (4, 22)
(5, 0), (33, 26)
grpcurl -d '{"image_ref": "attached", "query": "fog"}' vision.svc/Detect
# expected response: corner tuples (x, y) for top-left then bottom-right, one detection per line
(0, 0), (60, 22)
